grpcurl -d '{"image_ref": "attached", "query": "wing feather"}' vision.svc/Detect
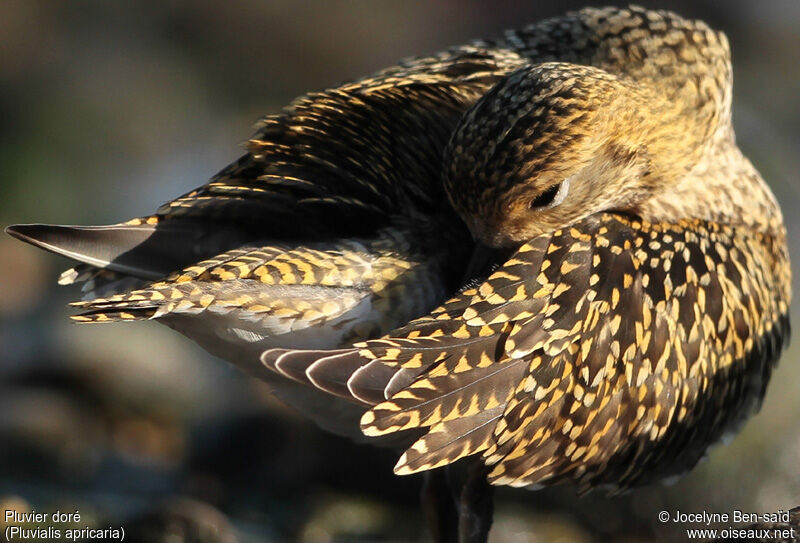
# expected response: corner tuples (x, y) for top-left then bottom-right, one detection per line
(260, 213), (789, 488)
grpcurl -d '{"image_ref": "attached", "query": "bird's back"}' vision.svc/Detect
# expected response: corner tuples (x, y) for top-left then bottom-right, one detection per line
(6, 6), (792, 481)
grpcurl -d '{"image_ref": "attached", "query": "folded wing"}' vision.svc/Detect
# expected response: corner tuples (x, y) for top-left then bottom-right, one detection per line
(262, 213), (790, 490)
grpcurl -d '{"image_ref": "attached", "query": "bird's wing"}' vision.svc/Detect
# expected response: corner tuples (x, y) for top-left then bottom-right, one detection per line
(262, 213), (790, 489)
(5, 219), (254, 281)
(6, 46), (526, 298)
(65, 227), (444, 342)
(155, 46), (527, 236)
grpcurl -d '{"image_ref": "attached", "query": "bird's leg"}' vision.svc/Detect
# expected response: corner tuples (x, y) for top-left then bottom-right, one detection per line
(423, 461), (495, 542)
(457, 462), (494, 543)
(422, 468), (459, 543)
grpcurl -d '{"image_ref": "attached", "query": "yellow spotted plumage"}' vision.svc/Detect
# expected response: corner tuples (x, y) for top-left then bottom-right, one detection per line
(258, 5), (790, 494)
(351, 215), (788, 489)
(68, 229), (445, 346)
(6, 6), (791, 537)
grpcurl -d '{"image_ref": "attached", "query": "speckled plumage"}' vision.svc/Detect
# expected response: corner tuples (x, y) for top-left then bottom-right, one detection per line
(259, 6), (790, 494)
(351, 215), (789, 490)
(258, 4), (791, 498)
(6, 3), (791, 531)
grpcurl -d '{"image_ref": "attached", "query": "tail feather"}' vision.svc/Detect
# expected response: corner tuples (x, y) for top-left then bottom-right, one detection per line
(306, 350), (381, 402)
(394, 406), (504, 475)
(6, 223), (164, 279)
(348, 360), (412, 404)
(70, 306), (160, 323)
(266, 348), (355, 387)
(5, 219), (257, 284)
(363, 356), (527, 437)
(261, 348), (401, 405)
(59, 265), (149, 299)
(58, 264), (95, 286)
(68, 294), (162, 322)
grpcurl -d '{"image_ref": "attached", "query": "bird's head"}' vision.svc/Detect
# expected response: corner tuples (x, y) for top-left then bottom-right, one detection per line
(444, 63), (690, 248)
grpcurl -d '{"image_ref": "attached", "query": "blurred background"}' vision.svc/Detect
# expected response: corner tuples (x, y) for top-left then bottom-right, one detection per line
(1, 1), (799, 541)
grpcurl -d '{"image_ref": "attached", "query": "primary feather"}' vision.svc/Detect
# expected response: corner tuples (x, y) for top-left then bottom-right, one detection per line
(6, 7), (791, 492)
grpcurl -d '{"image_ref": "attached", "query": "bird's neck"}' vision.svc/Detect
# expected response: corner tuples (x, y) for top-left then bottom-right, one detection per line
(606, 71), (783, 238)
(636, 129), (784, 238)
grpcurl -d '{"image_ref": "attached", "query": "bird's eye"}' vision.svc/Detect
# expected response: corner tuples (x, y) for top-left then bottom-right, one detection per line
(529, 178), (570, 209)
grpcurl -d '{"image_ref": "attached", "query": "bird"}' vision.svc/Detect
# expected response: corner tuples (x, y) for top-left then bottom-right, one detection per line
(6, 5), (791, 543)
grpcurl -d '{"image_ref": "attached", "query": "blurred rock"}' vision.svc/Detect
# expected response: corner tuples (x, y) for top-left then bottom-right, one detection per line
(0, 387), (105, 481)
(298, 494), (419, 543)
(125, 497), (238, 543)
(489, 508), (592, 543)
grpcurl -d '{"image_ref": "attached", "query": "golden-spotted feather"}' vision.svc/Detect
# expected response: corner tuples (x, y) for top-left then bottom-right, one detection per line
(7, 7), (792, 509)
(69, 228), (453, 355)
(157, 48), (528, 230)
(349, 213), (789, 488)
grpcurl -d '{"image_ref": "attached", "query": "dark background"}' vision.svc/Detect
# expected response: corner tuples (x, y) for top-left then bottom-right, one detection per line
(1, 1), (799, 541)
